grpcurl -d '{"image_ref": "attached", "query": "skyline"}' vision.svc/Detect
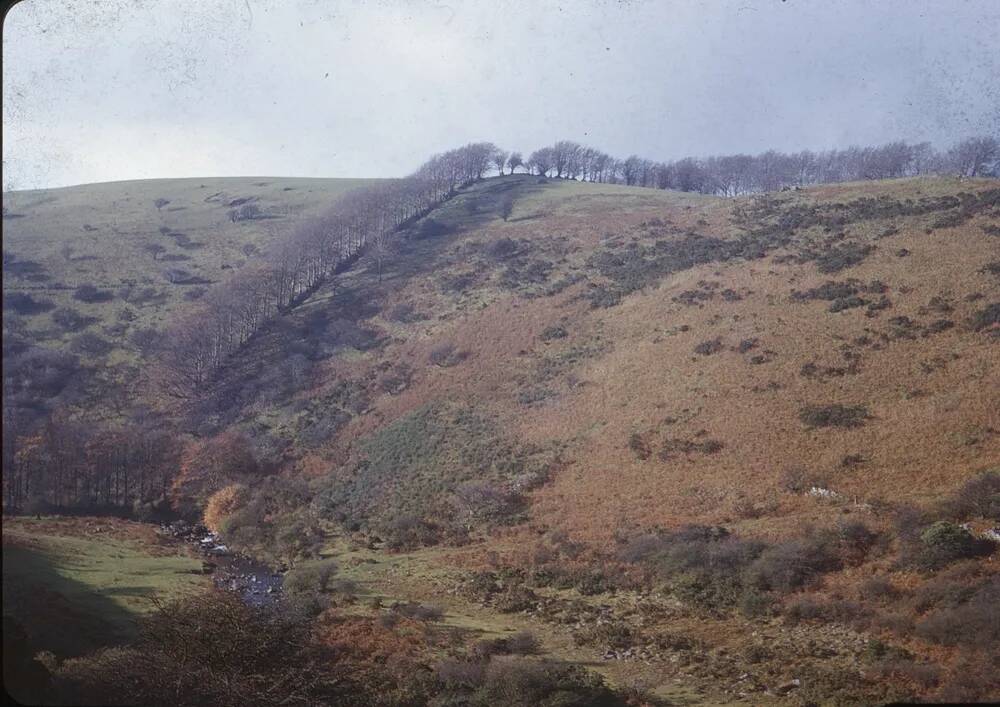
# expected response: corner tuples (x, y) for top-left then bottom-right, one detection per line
(3, 0), (999, 190)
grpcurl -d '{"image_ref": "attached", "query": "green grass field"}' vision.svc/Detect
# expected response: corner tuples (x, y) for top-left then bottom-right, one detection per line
(2, 517), (209, 657)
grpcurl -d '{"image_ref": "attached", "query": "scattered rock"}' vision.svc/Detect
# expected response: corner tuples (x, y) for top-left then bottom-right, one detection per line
(775, 678), (801, 695)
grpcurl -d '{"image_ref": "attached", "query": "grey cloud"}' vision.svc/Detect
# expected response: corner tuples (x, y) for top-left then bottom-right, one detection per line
(3, 0), (998, 189)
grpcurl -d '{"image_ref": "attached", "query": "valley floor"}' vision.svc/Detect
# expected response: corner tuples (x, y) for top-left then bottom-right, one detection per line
(2, 516), (209, 658)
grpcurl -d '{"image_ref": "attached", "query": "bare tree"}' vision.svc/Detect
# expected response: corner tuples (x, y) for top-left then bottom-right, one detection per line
(507, 151), (524, 174)
(492, 149), (510, 176)
(527, 147), (554, 176)
(947, 136), (999, 177)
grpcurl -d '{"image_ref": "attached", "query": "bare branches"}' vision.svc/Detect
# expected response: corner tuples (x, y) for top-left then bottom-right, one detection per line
(155, 142), (511, 397)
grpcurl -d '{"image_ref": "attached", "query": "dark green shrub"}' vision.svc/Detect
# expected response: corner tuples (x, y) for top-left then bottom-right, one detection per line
(415, 218), (450, 239)
(386, 302), (427, 323)
(923, 318), (954, 335)
(799, 403), (869, 428)
(828, 295), (866, 312)
(585, 284), (623, 308)
(429, 343), (469, 367)
(693, 338), (723, 355)
(70, 332), (113, 357)
(493, 586), (537, 614)
(858, 576), (899, 601)
(3, 292), (55, 315)
(657, 437), (724, 459)
(471, 632), (539, 660)
(627, 432), (651, 460)
(969, 302), (1000, 331)
(571, 620), (636, 650)
(73, 284), (114, 303)
(381, 515), (443, 551)
(778, 466), (827, 493)
(390, 601), (444, 622)
(815, 243), (875, 273)
(487, 237), (520, 258)
(540, 325), (567, 341)
(908, 521), (988, 570)
(52, 306), (97, 331)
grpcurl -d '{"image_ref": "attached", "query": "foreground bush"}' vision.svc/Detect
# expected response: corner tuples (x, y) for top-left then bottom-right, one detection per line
(915, 576), (1000, 649)
(51, 593), (324, 707)
(436, 655), (624, 707)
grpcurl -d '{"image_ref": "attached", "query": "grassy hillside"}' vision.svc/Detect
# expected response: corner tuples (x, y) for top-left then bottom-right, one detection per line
(211, 174), (998, 538)
(2, 177), (373, 419)
(2, 517), (207, 657)
(2, 177), (371, 351)
(4, 173), (999, 703)
(193, 173), (998, 703)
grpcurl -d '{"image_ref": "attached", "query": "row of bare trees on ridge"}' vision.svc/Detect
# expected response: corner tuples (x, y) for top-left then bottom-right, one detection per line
(157, 135), (997, 397)
(156, 142), (500, 396)
(517, 135), (998, 193)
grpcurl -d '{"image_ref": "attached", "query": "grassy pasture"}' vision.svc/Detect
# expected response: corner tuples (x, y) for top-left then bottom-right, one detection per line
(2, 516), (208, 657)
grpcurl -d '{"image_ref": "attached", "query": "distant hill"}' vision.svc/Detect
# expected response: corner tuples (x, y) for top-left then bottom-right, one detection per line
(2, 177), (375, 419)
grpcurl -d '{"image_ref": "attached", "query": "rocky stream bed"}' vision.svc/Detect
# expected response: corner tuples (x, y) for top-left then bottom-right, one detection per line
(158, 520), (284, 607)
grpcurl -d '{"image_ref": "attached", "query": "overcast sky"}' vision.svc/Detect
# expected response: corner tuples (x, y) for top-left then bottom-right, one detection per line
(3, 0), (998, 190)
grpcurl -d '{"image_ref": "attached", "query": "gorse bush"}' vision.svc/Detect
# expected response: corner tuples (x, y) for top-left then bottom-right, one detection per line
(814, 242), (875, 273)
(73, 284), (115, 303)
(694, 338), (724, 355)
(903, 521), (992, 570)
(799, 403), (869, 428)
(969, 302), (1000, 331)
(471, 632), (539, 660)
(52, 306), (97, 332)
(428, 342), (469, 367)
(415, 217), (450, 239)
(3, 292), (55, 315)
(746, 535), (842, 593)
(617, 525), (766, 613)
(389, 601), (444, 622)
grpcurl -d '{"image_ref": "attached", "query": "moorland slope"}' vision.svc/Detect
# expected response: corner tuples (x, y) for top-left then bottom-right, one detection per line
(4, 173), (999, 704)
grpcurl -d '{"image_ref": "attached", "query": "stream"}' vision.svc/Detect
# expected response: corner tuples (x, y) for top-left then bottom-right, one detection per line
(159, 521), (284, 607)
